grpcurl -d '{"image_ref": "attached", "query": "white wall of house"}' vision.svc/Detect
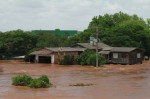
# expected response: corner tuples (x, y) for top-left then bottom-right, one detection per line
(35, 55), (39, 63)
(51, 55), (55, 64)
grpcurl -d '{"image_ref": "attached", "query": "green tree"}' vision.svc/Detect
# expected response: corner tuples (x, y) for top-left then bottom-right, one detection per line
(86, 11), (150, 56)
(36, 33), (62, 48)
(87, 54), (106, 66)
(76, 49), (95, 65)
(0, 30), (37, 59)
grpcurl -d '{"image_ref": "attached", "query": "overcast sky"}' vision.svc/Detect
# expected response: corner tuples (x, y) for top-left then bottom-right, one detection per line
(0, 0), (150, 32)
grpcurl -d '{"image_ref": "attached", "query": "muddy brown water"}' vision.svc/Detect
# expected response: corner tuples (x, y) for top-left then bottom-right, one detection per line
(0, 60), (150, 99)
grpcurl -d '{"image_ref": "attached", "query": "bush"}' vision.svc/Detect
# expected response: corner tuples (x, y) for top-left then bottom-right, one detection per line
(27, 79), (50, 88)
(59, 54), (74, 65)
(39, 75), (50, 84)
(87, 54), (106, 66)
(12, 74), (52, 88)
(12, 74), (32, 86)
(76, 49), (95, 65)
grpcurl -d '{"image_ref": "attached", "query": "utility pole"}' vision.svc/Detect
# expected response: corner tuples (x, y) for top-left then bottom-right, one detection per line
(96, 26), (99, 67)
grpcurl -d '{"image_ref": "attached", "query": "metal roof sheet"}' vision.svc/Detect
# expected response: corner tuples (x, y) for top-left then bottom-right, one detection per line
(30, 51), (53, 55)
(110, 47), (137, 52)
(72, 43), (111, 49)
(46, 47), (85, 52)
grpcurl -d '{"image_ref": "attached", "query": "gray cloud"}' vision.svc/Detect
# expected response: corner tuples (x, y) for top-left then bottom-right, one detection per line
(0, 0), (150, 32)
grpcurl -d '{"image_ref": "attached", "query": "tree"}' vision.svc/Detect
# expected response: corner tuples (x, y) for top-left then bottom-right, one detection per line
(0, 30), (37, 59)
(86, 11), (150, 56)
(147, 18), (150, 29)
(76, 49), (95, 65)
(87, 54), (106, 66)
(36, 33), (62, 48)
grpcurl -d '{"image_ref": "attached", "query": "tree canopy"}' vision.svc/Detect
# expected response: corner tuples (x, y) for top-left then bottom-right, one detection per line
(1, 11), (150, 59)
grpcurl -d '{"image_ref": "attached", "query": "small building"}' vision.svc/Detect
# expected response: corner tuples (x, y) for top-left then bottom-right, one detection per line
(100, 47), (143, 65)
(72, 43), (143, 65)
(29, 47), (85, 64)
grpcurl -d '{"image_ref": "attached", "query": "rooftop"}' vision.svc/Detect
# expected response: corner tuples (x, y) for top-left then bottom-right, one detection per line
(32, 30), (78, 36)
(72, 43), (111, 49)
(30, 47), (85, 55)
(110, 47), (137, 52)
(46, 47), (85, 52)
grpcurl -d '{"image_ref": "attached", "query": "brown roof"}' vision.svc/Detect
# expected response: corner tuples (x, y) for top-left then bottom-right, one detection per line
(72, 43), (111, 49)
(30, 51), (53, 55)
(46, 47), (85, 52)
(30, 47), (85, 55)
(110, 47), (138, 52)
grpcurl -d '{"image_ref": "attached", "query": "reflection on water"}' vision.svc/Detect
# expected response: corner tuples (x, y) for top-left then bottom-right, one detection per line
(0, 60), (150, 99)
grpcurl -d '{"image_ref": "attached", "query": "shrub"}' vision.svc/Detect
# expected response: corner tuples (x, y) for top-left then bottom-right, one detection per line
(12, 74), (32, 86)
(39, 75), (50, 85)
(12, 74), (52, 88)
(59, 54), (74, 65)
(27, 79), (50, 88)
(28, 75), (52, 88)
(87, 54), (106, 66)
(76, 49), (95, 65)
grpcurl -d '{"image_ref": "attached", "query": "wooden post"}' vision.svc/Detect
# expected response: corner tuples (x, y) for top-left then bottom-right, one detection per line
(96, 26), (99, 67)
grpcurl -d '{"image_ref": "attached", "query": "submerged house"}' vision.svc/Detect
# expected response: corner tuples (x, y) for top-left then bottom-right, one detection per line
(29, 47), (85, 64)
(29, 42), (143, 65)
(100, 47), (143, 65)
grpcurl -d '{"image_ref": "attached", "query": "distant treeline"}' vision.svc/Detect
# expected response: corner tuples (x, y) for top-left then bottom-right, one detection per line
(0, 11), (150, 59)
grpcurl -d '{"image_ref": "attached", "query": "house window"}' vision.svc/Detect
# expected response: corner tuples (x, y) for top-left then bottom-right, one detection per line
(137, 53), (141, 58)
(113, 53), (118, 58)
(122, 53), (126, 58)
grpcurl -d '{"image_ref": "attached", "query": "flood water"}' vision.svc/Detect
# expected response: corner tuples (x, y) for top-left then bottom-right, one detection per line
(0, 60), (150, 99)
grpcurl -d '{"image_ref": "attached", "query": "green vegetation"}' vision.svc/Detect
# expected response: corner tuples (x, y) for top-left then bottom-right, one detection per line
(59, 54), (75, 65)
(0, 30), (37, 60)
(12, 74), (52, 88)
(76, 49), (105, 66)
(1, 11), (150, 59)
(87, 54), (106, 66)
(87, 12), (150, 56)
(38, 75), (51, 85)
(76, 49), (95, 65)
(70, 83), (94, 86)
(12, 74), (32, 86)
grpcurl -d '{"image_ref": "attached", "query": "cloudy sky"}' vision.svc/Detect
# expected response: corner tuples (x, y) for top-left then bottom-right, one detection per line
(0, 0), (149, 32)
